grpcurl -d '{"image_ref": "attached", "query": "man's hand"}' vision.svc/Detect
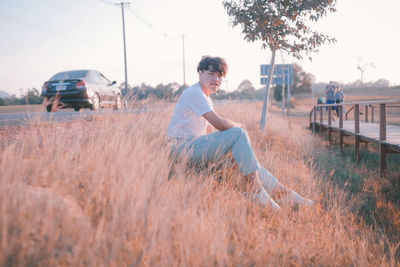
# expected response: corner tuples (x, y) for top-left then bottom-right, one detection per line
(233, 122), (246, 130)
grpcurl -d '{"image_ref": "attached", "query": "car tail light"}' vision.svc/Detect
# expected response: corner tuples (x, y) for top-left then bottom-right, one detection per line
(41, 83), (49, 92)
(76, 80), (87, 90)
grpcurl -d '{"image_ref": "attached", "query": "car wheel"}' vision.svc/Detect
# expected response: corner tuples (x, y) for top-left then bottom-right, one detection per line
(46, 105), (52, 112)
(74, 107), (81, 112)
(91, 93), (100, 111)
(114, 94), (122, 110)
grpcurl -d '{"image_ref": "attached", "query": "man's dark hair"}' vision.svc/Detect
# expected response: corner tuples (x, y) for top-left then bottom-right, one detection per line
(197, 56), (228, 76)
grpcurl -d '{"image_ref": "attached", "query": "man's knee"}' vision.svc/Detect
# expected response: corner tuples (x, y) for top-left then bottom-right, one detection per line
(228, 127), (251, 143)
(228, 126), (246, 137)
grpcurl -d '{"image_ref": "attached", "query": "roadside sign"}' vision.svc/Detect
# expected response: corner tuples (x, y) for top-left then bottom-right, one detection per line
(260, 76), (292, 86)
(260, 64), (293, 85)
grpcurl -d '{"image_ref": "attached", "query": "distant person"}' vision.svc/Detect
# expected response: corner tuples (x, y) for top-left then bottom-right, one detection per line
(166, 56), (313, 210)
(325, 82), (336, 113)
(334, 86), (345, 117)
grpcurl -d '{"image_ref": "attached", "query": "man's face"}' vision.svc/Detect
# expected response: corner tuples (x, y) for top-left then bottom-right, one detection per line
(199, 68), (224, 95)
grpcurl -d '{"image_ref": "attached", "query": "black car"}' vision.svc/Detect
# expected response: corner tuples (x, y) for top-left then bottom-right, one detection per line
(41, 69), (122, 112)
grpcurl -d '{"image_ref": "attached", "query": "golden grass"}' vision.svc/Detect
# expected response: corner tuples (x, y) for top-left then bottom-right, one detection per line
(0, 101), (398, 266)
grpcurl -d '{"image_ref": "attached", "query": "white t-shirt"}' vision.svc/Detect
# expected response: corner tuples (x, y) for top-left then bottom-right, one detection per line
(167, 82), (213, 139)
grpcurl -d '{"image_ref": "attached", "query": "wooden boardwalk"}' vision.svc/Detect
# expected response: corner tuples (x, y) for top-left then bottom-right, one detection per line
(319, 120), (400, 152)
(310, 99), (400, 176)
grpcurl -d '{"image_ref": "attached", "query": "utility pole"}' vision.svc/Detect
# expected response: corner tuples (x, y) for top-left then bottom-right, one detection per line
(181, 34), (186, 86)
(116, 2), (130, 93)
(312, 83), (315, 134)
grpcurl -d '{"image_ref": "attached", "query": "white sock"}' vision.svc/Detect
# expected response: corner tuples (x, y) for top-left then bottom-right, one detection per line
(278, 189), (314, 207)
(257, 167), (279, 194)
(255, 188), (281, 210)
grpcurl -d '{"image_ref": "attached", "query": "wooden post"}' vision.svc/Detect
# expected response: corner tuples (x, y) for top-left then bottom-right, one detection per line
(328, 106), (332, 126)
(355, 136), (361, 164)
(354, 104), (360, 163)
(314, 106), (317, 123)
(345, 106), (353, 120)
(313, 106), (317, 133)
(379, 104), (386, 141)
(354, 104), (360, 134)
(339, 105), (344, 154)
(319, 105), (323, 123)
(371, 105), (374, 123)
(365, 105), (368, 122)
(328, 106), (332, 144)
(379, 144), (387, 177)
(379, 103), (387, 177)
(319, 105), (323, 135)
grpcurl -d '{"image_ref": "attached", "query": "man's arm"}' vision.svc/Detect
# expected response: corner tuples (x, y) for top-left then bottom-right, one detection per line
(202, 110), (245, 131)
(206, 123), (213, 133)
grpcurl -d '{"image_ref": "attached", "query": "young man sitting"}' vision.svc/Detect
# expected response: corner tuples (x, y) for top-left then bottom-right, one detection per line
(166, 56), (313, 210)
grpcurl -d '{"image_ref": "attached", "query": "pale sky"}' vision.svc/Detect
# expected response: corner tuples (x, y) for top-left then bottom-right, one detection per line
(1, 0), (399, 96)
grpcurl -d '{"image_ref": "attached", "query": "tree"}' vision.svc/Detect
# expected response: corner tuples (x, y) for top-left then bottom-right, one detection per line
(292, 63), (315, 93)
(119, 82), (132, 97)
(372, 79), (390, 88)
(357, 58), (375, 85)
(223, 0), (337, 130)
(24, 88), (43, 104)
(237, 79), (255, 91)
(274, 84), (284, 102)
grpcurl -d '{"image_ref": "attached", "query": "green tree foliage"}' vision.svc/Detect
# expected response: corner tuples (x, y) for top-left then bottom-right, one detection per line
(0, 88), (43, 105)
(237, 79), (255, 91)
(292, 63), (315, 94)
(120, 82), (132, 97)
(4, 95), (23, 105)
(273, 85), (284, 102)
(223, 0), (337, 129)
(121, 82), (184, 101)
(24, 88), (43, 104)
(119, 80), (266, 102)
(234, 79), (257, 99)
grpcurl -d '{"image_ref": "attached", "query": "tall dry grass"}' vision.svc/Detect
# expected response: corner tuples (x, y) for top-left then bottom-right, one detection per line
(0, 102), (398, 266)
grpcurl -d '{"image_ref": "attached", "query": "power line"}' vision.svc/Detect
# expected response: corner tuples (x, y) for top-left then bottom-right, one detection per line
(0, 11), (120, 53)
(127, 7), (179, 40)
(97, 0), (117, 6)
(95, 0), (187, 86)
(125, 6), (187, 86)
(96, 0), (180, 40)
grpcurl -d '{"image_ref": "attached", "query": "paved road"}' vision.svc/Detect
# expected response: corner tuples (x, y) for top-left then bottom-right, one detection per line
(0, 100), (249, 127)
(0, 107), (168, 127)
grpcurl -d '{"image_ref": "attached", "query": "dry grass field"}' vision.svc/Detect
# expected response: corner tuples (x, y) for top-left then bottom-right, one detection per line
(1, 100), (399, 266)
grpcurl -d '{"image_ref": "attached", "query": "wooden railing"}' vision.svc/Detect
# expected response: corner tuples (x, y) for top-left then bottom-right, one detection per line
(309, 99), (400, 176)
(310, 99), (400, 133)
(345, 104), (375, 121)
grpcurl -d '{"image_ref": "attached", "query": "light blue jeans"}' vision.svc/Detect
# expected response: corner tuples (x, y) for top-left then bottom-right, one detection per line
(169, 127), (280, 193)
